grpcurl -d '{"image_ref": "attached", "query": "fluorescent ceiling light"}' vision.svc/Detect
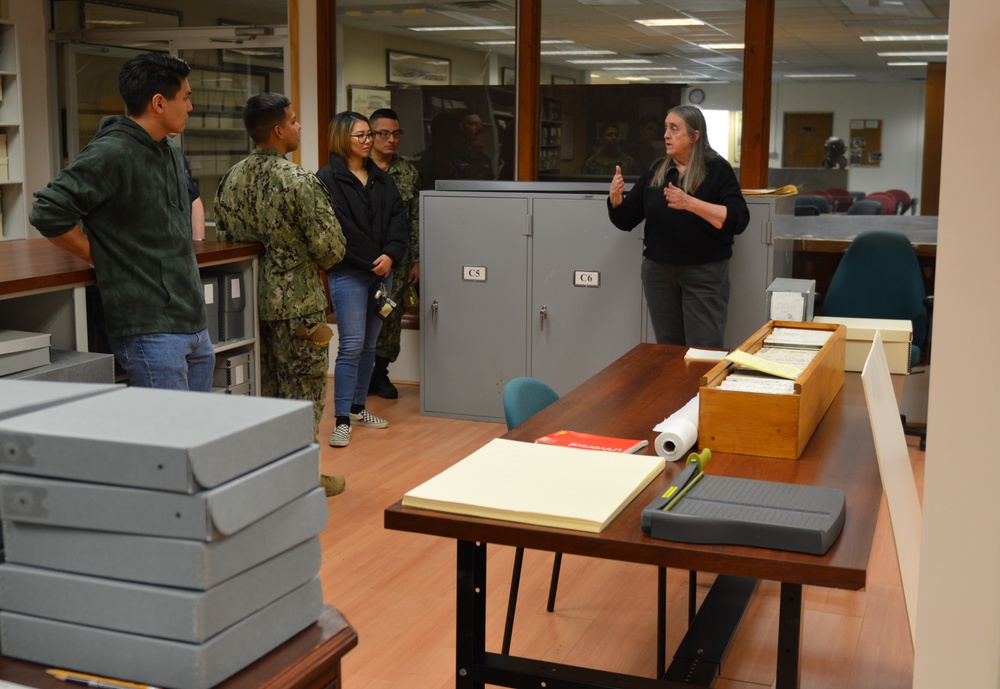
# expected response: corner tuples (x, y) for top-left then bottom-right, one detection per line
(542, 50), (615, 55)
(604, 66), (679, 71)
(87, 20), (144, 26)
(636, 18), (704, 27)
(877, 50), (946, 57)
(698, 43), (744, 50)
(617, 76), (650, 81)
(786, 73), (856, 78)
(409, 25), (514, 31)
(475, 39), (573, 45)
(568, 58), (651, 64)
(859, 34), (947, 42)
(887, 62), (928, 66)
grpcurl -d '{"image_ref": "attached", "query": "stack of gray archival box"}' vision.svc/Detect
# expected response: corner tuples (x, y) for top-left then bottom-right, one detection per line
(0, 330), (51, 377)
(0, 381), (327, 689)
(212, 351), (252, 395)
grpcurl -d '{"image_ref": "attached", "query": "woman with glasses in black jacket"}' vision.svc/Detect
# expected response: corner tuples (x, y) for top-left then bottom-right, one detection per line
(317, 111), (408, 449)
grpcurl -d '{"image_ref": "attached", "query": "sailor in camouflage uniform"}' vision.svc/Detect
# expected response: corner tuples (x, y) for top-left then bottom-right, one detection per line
(215, 93), (348, 496)
(368, 108), (421, 399)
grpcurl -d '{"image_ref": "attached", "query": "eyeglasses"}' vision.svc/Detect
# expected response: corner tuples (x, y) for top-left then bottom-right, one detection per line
(350, 132), (376, 142)
(374, 130), (404, 140)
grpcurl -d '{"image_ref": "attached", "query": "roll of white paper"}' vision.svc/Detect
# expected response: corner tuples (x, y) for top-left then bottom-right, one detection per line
(653, 395), (699, 462)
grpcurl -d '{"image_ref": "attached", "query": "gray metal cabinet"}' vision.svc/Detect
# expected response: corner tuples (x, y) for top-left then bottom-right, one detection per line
(420, 186), (791, 421)
(529, 196), (645, 394)
(420, 194), (530, 421)
(420, 184), (644, 422)
(722, 196), (794, 348)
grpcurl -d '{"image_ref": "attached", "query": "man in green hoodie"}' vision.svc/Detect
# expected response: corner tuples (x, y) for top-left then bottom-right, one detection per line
(29, 52), (213, 391)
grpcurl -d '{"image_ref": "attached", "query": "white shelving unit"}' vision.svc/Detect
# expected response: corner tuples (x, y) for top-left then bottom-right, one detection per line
(0, 19), (27, 241)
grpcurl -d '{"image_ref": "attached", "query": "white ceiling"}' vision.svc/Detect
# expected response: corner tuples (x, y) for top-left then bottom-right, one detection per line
(336, 0), (950, 84)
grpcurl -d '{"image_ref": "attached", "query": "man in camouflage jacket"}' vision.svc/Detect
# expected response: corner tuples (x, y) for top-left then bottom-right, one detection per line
(215, 93), (347, 495)
(368, 108), (421, 399)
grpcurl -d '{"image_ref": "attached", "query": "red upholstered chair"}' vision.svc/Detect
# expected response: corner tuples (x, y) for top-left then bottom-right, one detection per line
(865, 192), (899, 215)
(885, 189), (914, 214)
(825, 188), (854, 213)
(802, 189), (833, 205)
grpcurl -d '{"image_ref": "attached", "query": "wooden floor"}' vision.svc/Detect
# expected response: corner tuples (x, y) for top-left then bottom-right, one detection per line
(318, 382), (919, 689)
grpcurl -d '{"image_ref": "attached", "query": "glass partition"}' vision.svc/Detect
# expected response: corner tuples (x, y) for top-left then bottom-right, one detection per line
(51, 1), (288, 227)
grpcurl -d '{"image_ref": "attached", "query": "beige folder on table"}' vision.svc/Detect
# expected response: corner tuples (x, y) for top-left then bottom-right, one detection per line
(403, 438), (665, 533)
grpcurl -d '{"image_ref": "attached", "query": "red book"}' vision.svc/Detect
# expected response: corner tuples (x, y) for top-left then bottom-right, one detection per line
(534, 430), (649, 454)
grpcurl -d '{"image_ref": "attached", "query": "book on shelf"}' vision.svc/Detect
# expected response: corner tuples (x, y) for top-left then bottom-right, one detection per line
(534, 429), (649, 454)
(402, 438), (665, 533)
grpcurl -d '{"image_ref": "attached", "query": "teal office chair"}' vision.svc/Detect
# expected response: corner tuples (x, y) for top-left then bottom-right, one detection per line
(501, 377), (561, 655)
(502, 377), (676, 673)
(821, 230), (931, 448)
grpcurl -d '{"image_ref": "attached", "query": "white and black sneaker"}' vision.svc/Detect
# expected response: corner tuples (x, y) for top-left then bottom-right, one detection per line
(350, 409), (388, 428)
(329, 423), (352, 447)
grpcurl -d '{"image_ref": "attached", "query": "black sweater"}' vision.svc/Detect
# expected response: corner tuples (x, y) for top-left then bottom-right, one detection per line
(607, 157), (750, 265)
(316, 154), (408, 273)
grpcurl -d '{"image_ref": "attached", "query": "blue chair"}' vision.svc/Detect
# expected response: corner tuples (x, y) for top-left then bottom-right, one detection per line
(502, 377), (559, 431)
(501, 377), (676, 665)
(500, 377), (561, 655)
(821, 230), (931, 448)
(795, 195), (831, 215)
(846, 199), (882, 215)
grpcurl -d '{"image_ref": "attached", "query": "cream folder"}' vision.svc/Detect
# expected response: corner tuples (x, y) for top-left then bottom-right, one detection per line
(403, 438), (665, 533)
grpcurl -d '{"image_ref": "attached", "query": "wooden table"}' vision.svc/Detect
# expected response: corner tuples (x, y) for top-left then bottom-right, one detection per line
(385, 344), (884, 689)
(0, 605), (357, 689)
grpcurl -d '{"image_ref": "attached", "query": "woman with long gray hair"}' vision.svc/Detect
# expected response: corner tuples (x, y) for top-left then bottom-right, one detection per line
(607, 105), (749, 347)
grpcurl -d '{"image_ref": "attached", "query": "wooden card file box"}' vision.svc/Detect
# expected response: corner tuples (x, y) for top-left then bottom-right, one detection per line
(699, 320), (846, 459)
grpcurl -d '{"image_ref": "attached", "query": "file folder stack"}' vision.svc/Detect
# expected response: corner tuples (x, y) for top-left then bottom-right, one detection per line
(201, 275), (221, 344)
(0, 133), (8, 182)
(212, 350), (252, 395)
(218, 272), (246, 342)
(0, 385), (328, 689)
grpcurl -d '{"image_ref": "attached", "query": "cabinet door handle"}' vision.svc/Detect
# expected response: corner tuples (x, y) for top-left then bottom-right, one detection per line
(431, 299), (439, 326)
(539, 305), (547, 332)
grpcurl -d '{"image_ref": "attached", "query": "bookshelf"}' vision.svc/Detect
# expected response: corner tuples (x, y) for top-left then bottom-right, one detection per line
(0, 20), (26, 240)
(540, 96), (562, 174)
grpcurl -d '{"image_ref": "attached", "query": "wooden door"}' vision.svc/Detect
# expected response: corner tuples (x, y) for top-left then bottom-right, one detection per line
(783, 112), (833, 168)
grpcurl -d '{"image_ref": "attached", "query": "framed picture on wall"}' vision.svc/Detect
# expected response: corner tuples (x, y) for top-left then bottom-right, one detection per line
(386, 50), (451, 86)
(552, 75), (576, 85)
(349, 86), (392, 116)
(502, 67), (515, 85)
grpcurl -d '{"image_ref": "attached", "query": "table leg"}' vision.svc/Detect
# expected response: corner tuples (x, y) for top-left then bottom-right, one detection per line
(657, 566), (666, 678)
(456, 539), (487, 689)
(776, 582), (803, 689)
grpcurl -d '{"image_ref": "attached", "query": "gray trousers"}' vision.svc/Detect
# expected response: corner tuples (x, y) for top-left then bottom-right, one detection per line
(641, 257), (731, 348)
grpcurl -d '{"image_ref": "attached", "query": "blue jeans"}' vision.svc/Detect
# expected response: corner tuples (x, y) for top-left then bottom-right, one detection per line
(328, 270), (391, 418)
(108, 329), (216, 392)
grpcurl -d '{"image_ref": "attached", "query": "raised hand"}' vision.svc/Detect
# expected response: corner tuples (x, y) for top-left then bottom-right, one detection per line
(609, 165), (625, 207)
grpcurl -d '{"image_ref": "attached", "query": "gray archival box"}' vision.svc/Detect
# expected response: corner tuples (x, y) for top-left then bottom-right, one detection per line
(0, 386), (313, 492)
(2, 487), (329, 589)
(5, 349), (115, 384)
(0, 537), (321, 643)
(0, 444), (320, 540)
(0, 576), (324, 689)
(0, 379), (121, 421)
